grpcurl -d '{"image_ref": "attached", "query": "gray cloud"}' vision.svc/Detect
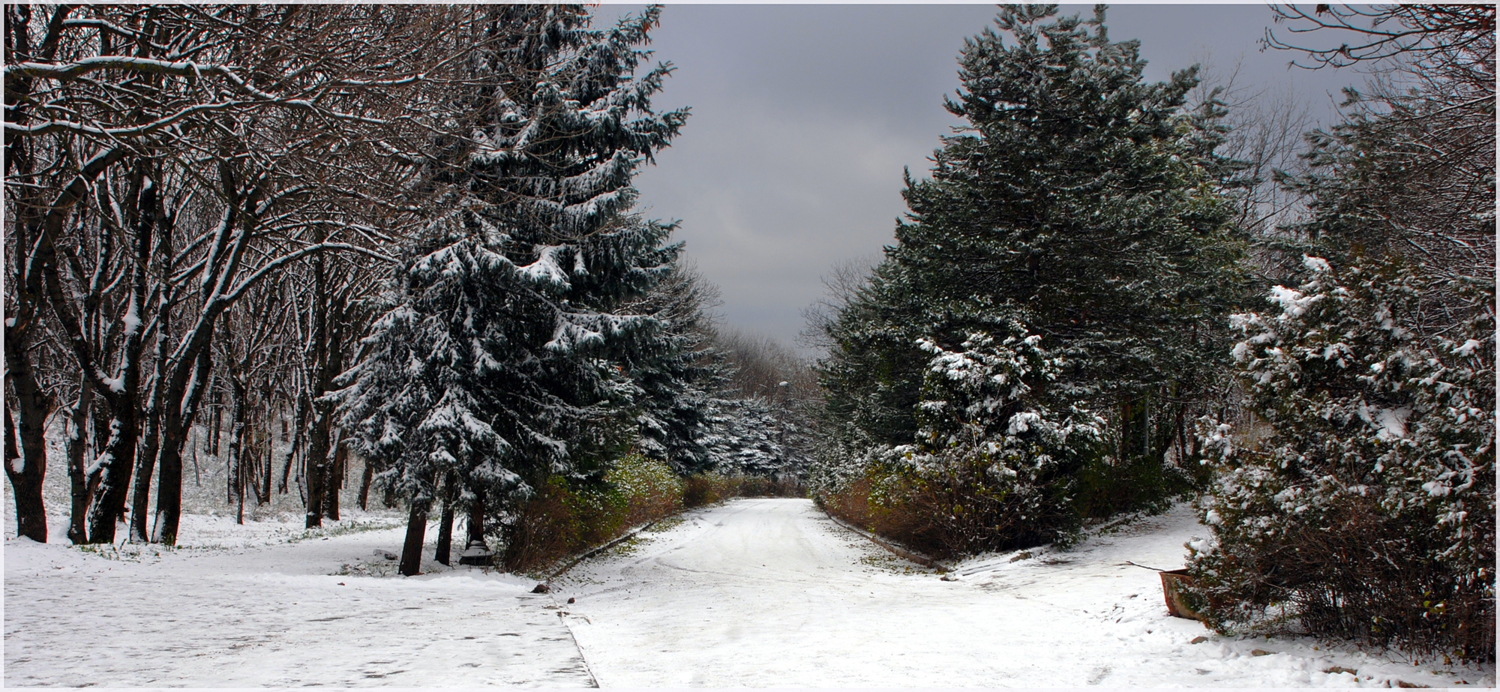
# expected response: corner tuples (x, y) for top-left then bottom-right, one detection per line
(599, 4), (1362, 354)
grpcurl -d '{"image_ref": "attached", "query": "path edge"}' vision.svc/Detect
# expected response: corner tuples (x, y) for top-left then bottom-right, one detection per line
(821, 509), (951, 572)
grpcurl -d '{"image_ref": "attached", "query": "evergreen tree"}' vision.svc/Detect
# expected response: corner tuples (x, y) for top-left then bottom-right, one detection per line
(892, 5), (1247, 468)
(1191, 256), (1494, 659)
(1189, 8), (1493, 655)
(815, 5), (1249, 542)
(335, 5), (686, 575)
(702, 395), (811, 478)
(616, 264), (722, 474)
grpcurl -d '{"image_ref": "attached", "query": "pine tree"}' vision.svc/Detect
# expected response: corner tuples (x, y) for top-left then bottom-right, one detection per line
(335, 5), (686, 575)
(814, 5), (1249, 542)
(892, 5), (1246, 461)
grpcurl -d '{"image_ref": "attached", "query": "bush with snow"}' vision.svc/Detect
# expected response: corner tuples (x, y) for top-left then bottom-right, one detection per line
(822, 321), (1106, 556)
(1189, 256), (1495, 660)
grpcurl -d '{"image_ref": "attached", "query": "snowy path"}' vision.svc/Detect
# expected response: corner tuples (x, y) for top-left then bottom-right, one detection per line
(4, 499), (1490, 687)
(4, 518), (593, 687)
(556, 498), (1490, 688)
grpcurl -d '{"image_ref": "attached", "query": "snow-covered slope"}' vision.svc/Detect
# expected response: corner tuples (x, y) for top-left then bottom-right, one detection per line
(556, 498), (1492, 688)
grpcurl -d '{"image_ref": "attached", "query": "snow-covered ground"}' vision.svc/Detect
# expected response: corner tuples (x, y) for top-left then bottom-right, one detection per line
(4, 515), (593, 687)
(556, 498), (1493, 688)
(5, 495), (1492, 687)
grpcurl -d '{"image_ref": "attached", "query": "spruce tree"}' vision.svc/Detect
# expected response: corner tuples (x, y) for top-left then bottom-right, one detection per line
(615, 264), (722, 474)
(335, 5), (686, 575)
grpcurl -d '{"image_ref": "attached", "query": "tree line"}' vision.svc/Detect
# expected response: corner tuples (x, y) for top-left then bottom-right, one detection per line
(807, 4), (1492, 662)
(4, 5), (811, 567)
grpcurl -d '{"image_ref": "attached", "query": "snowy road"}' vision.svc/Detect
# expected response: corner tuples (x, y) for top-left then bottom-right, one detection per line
(556, 498), (1488, 688)
(5, 499), (1490, 687)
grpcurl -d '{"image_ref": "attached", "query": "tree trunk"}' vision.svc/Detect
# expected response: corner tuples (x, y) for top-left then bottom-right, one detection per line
(435, 502), (455, 566)
(1119, 395), (1150, 463)
(207, 392), (222, 457)
(152, 347), (213, 545)
(261, 413), (273, 502)
(322, 438), (345, 521)
(278, 391), (304, 495)
(398, 498), (430, 577)
(4, 288), (51, 543)
(65, 386), (93, 544)
(302, 240), (333, 528)
(129, 384), (160, 543)
(434, 473), (456, 565)
(84, 395), (139, 544)
(358, 456), (374, 511)
(8, 146), (126, 545)
(225, 373), (247, 524)
(127, 172), (170, 544)
(304, 409), (330, 527)
(3, 405), (48, 543)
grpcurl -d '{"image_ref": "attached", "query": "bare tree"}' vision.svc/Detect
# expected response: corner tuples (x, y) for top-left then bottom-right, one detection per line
(1266, 5), (1495, 88)
(4, 6), (494, 543)
(800, 255), (877, 355)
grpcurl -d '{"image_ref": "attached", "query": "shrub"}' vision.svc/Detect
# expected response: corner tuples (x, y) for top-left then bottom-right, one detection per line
(502, 454), (686, 573)
(734, 474), (805, 498)
(819, 450), (1084, 560)
(682, 474), (734, 508)
(606, 453), (684, 527)
(1072, 449), (1196, 521)
(817, 323), (1107, 557)
(502, 477), (581, 573)
(1189, 257), (1495, 662)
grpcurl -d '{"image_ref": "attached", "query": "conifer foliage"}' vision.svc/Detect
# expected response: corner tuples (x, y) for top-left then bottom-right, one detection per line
(813, 5), (1248, 551)
(1188, 6), (1495, 658)
(335, 6), (688, 575)
(1191, 256), (1494, 658)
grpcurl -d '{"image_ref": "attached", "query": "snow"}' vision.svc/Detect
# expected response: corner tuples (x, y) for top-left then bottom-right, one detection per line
(4, 484), (1491, 687)
(121, 297), (141, 335)
(6, 456), (21, 475)
(1268, 285), (1318, 318)
(1375, 406), (1411, 441)
(519, 245), (570, 286)
(554, 499), (1492, 688)
(4, 514), (594, 687)
(101, 374), (126, 393)
(1302, 255), (1331, 273)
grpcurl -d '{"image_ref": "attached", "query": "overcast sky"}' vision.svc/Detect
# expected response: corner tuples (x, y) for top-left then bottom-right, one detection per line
(596, 3), (1365, 355)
